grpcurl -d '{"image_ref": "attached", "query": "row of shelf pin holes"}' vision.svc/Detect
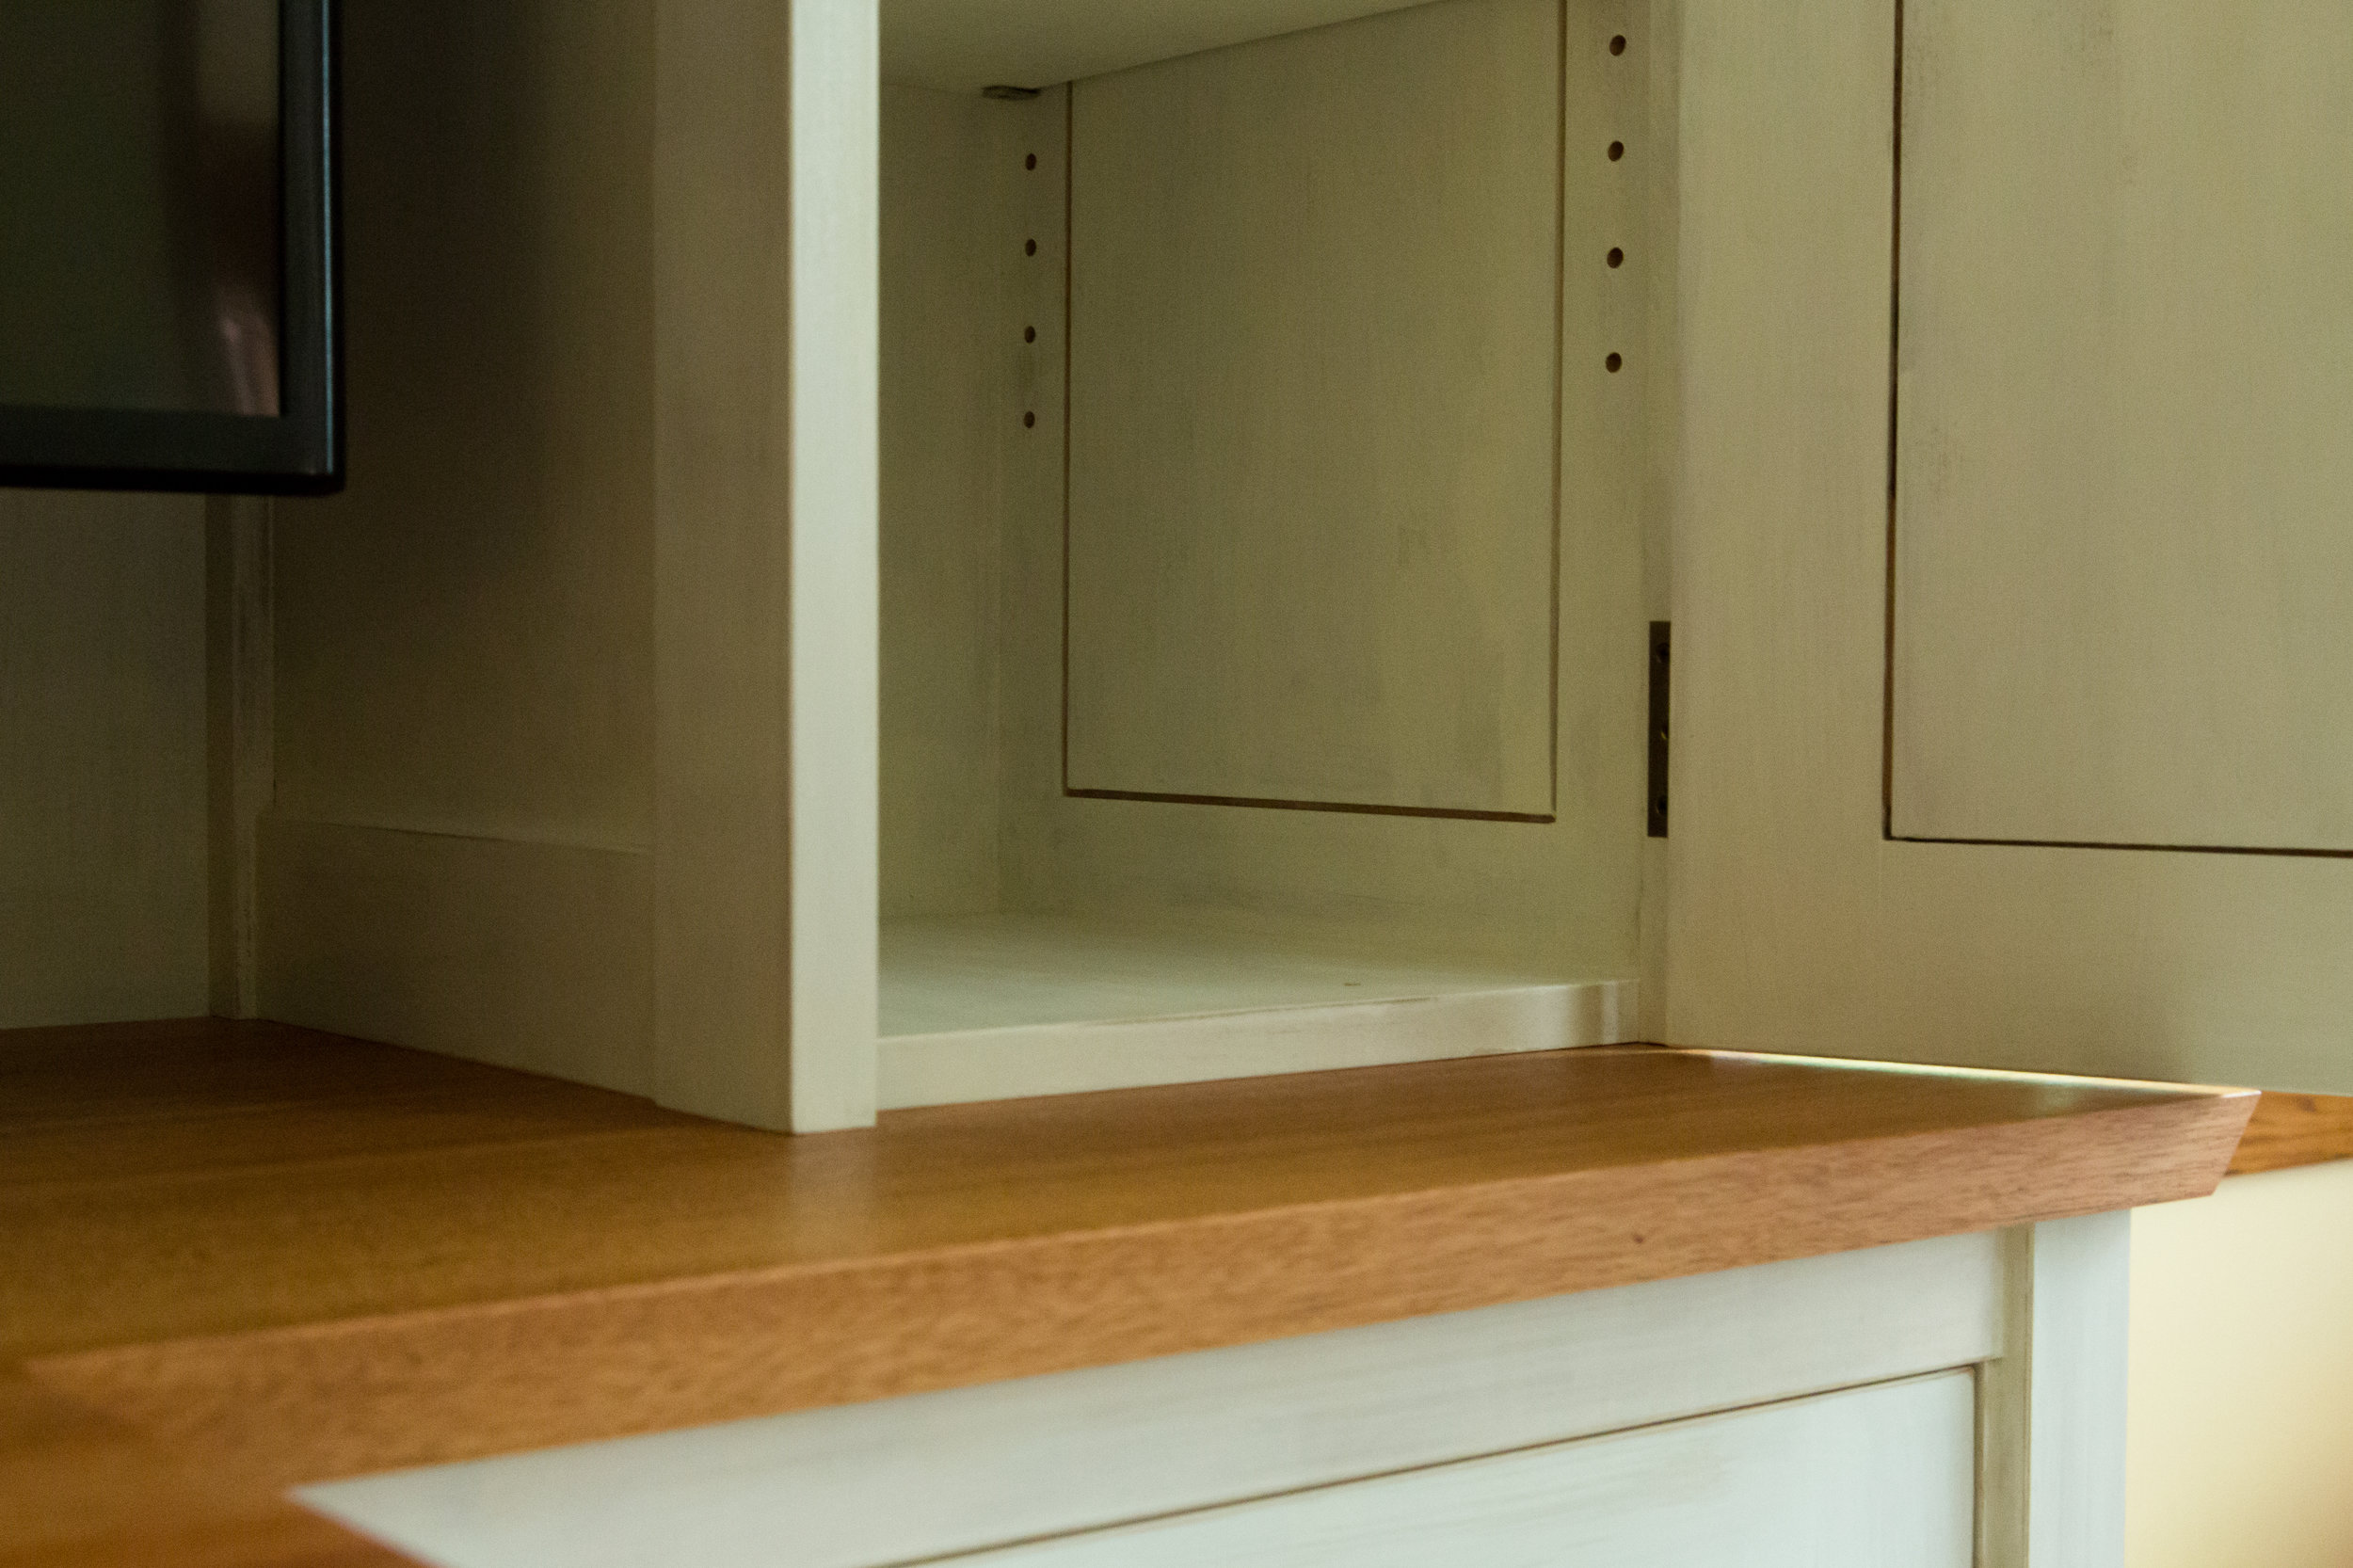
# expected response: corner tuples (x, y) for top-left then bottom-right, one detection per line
(1013, 31), (1632, 427)
(1607, 32), (1627, 376)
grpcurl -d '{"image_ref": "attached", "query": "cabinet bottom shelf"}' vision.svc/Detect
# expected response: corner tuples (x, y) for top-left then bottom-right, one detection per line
(878, 913), (1637, 1109)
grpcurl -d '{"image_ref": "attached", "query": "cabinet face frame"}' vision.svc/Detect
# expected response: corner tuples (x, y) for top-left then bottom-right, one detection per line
(1664, 0), (2353, 1096)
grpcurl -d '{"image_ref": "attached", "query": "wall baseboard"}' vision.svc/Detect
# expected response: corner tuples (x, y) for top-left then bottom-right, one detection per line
(259, 819), (653, 1096)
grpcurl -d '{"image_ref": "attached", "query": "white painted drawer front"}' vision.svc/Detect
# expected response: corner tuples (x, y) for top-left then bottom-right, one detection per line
(955, 1371), (1977, 1568)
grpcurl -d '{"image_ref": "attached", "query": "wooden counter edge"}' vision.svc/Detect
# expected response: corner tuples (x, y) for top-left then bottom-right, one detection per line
(29, 1082), (2252, 1500)
(2229, 1091), (2353, 1176)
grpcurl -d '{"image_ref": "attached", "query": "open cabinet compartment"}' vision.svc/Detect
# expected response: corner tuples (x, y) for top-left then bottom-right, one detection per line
(874, 0), (1663, 1108)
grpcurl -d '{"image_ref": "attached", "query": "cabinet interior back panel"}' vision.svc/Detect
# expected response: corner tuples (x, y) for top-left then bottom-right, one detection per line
(1064, 0), (1563, 819)
(1892, 0), (2353, 851)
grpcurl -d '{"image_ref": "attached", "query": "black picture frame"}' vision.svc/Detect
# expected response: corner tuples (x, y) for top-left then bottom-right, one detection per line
(0, 0), (341, 496)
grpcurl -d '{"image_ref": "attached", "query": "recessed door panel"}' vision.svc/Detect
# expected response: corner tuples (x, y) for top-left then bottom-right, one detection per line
(1892, 0), (2353, 851)
(1064, 0), (1563, 820)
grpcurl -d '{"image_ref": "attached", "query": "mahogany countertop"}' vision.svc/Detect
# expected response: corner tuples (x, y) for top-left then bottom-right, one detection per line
(1, 1019), (2254, 1565)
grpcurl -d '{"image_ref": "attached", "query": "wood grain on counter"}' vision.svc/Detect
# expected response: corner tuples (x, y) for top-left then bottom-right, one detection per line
(2229, 1092), (2353, 1176)
(1, 1019), (2252, 1563)
(0, 1376), (405, 1568)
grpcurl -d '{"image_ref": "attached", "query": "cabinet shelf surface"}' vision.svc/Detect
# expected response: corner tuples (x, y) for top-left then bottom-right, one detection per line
(879, 914), (1636, 1106)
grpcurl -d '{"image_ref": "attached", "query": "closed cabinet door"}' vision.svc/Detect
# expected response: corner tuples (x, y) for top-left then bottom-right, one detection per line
(949, 1372), (1976, 1568)
(1672, 0), (2353, 1096)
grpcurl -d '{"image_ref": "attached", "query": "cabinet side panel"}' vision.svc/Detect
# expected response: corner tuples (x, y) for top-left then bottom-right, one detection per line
(272, 0), (656, 853)
(264, 0), (660, 1090)
(652, 0), (881, 1129)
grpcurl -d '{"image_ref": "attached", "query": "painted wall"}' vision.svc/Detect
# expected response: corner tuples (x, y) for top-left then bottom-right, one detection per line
(0, 488), (208, 1026)
(272, 0), (655, 851)
(2129, 1161), (2353, 1568)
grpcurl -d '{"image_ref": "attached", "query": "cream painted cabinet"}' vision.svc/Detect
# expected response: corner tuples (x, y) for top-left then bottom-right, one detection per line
(1666, 0), (2353, 1096)
(258, 0), (2353, 1128)
(202, 2), (2317, 1564)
